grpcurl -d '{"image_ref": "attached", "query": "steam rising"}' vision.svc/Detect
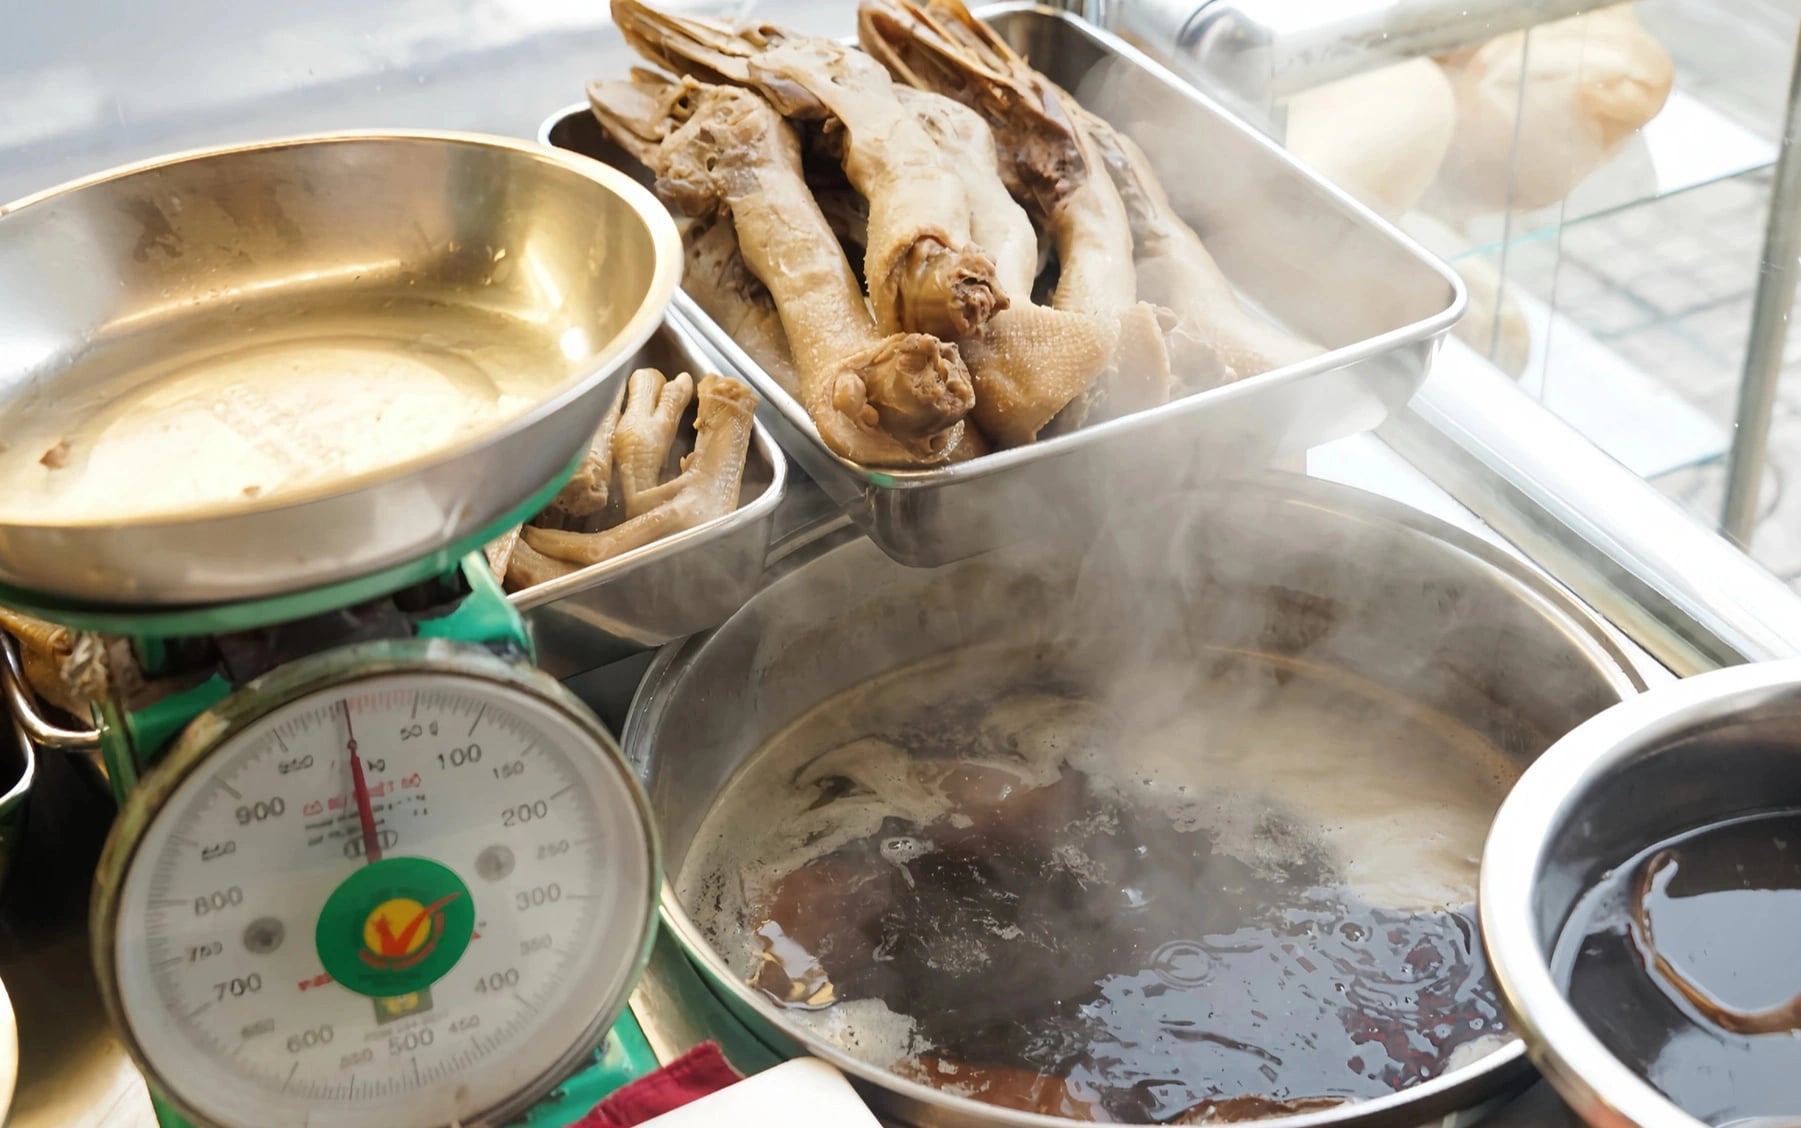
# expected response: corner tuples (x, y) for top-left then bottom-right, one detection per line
(646, 469), (1628, 1119)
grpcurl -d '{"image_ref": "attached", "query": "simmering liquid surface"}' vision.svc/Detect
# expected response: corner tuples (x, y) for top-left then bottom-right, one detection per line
(1556, 810), (1801, 1125)
(680, 643), (1518, 1122)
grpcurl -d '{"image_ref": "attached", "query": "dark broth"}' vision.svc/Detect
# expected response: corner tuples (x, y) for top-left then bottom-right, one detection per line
(681, 644), (1517, 1123)
(1554, 810), (1801, 1125)
(751, 767), (1503, 1122)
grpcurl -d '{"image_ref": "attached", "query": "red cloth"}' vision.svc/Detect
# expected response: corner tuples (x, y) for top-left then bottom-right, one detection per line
(575, 1043), (743, 1127)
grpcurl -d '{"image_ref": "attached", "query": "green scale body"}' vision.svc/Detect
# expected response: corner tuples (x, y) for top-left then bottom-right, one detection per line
(47, 495), (661, 1128)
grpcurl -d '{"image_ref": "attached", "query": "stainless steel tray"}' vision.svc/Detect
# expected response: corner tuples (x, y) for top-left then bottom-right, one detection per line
(541, 2), (1464, 568)
(509, 319), (785, 678)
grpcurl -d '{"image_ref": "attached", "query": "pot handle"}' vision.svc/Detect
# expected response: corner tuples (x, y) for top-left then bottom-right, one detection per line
(0, 633), (99, 751)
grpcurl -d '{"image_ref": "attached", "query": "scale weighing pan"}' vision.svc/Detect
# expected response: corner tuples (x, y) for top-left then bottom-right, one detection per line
(0, 130), (681, 610)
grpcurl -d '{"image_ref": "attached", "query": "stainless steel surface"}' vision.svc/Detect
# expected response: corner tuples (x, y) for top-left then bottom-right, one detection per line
(0, 130), (680, 605)
(542, 3), (1465, 569)
(1723, 24), (1801, 545)
(1480, 659), (1801, 1128)
(1385, 341), (1801, 674)
(0, 715), (37, 887)
(0, 634), (98, 750)
(0, 742), (156, 1127)
(623, 473), (1644, 1127)
(0, 972), (17, 1126)
(511, 320), (786, 678)
(1097, 0), (1599, 113)
(627, 929), (786, 1079)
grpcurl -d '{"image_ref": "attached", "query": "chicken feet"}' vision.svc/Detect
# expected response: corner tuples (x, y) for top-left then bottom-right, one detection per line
(613, 367), (695, 518)
(517, 374), (759, 574)
(611, 0), (1005, 341)
(541, 391), (623, 526)
(589, 71), (973, 465)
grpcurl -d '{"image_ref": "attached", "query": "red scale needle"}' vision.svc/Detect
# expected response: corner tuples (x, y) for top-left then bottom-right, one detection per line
(342, 699), (383, 864)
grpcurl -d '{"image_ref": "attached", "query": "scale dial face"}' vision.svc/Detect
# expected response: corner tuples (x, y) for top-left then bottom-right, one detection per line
(97, 644), (658, 1128)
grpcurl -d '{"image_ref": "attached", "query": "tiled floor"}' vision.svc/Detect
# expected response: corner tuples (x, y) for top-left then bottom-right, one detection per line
(1497, 0), (1801, 594)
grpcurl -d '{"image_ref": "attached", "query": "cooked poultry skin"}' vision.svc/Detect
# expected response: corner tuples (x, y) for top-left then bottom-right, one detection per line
(589, 71), (974, 466)
(859, 0), (1083, 225)
(613, 367), (695, 518)
(611, 0), (1006, 343)
(682, 212), (801, 395)
(1090, 125), (1323, 387)
(515, 373), (759, 575)
(861, 0), (1173, 444)
(540, 391), (623, 526)
(863, 0), (1314, 394)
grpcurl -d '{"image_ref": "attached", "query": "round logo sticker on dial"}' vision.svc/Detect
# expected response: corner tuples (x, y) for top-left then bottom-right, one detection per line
(316, 857), (476, 997)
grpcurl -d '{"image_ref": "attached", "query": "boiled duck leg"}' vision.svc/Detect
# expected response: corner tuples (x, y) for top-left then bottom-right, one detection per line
(682, 212), (800, 395)
(589, 72), (973, 465)
(860, 0), (1172, 443)
(1088, 125), (1323, 386)
(610, 0), (1005, 341)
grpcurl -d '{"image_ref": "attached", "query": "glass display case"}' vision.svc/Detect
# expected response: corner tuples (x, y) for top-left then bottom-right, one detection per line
(1097, 0), (1801, 577)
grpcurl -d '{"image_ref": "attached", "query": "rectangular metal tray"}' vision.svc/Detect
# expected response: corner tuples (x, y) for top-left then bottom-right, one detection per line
(508, 319), (785, 678)
(540, 2), (1463, 567)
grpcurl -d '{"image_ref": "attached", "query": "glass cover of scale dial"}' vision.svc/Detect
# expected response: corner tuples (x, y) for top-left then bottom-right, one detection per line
(109, 671), (654, 1128)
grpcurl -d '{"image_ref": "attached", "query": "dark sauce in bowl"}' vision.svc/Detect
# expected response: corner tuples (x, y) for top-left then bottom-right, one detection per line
(1554, 810), (1801, 1125)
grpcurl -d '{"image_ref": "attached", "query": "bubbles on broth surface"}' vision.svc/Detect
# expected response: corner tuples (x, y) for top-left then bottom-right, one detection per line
(679, 642), (1517, 1123)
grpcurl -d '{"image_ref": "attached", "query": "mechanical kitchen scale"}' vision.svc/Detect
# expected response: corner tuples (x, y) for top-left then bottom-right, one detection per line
(0, 130), (687, 1128)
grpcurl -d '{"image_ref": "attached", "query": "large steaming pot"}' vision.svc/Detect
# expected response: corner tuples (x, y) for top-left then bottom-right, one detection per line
(623, 474), (1645, 1127)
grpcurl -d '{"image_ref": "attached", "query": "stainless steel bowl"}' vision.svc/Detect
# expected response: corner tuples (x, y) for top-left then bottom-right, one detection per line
(0, 131), (680, 606)
(624, 474), (1644, 1128)
(1481, 659), (1801, 1128)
